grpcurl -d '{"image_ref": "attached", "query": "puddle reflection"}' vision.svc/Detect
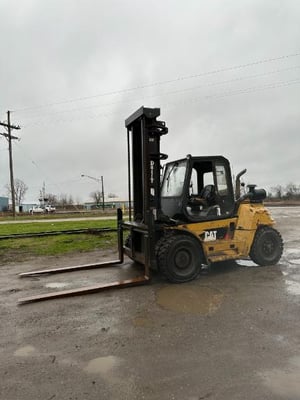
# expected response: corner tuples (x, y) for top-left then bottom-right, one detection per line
(156, 285), (223, 315)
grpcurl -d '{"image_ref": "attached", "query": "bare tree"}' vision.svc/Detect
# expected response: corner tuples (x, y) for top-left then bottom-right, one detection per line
(58, 194), (69, 208)
(90, 190), (102, 205)
(55, 193), (77, 208)
(270, 185), (284, 199)
(285, 182), (300, 200)
(5, 178), (28, 206)
(68, 195), (74, 205)
(46, 193), (58, 205)
(75, 196), (81, 205)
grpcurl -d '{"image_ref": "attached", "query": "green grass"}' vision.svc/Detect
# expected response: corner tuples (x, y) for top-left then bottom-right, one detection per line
(0, 233), (118, 263)
(0, 219), (119, 262)
(0, 219), (117, 236)
(0, 210), (121, 221)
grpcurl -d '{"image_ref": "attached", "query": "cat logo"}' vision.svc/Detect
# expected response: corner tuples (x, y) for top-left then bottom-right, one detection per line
(204, 230), (217, 241)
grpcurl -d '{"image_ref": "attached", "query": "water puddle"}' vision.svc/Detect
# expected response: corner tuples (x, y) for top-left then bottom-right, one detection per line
(287, 259), (300, 265)
(285, 248), (300, 256)
(285, 280), (300, 295)
(261, 356), (300, 398)
(45, 282), (69, 289)
(236, 259), (257, 267)
(14, 345), (36, 357)
(273, 334), (287, 344)
(156, 285), (223, 315)
(84, 355), (121, 376)
(284, 248), (300, 265)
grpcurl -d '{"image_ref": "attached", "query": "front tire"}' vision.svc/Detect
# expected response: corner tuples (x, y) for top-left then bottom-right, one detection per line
(250, 226), (283, 266)
(157, 234), (203, 283)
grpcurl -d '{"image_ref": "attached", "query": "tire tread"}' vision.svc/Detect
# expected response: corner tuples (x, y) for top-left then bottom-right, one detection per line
(250, 226), (283, 266)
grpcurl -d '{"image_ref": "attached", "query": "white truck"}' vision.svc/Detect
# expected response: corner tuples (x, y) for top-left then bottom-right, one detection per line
(29, 204), (56, 214)
(44, 205), (56, 213)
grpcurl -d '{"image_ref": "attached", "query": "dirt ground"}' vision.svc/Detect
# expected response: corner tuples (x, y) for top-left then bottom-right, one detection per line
(0, 207), (299, 400)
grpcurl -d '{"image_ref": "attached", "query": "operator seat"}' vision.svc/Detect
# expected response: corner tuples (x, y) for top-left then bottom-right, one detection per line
(199, 184), (216, 206)
(187, 184), (220, 219)
(198, 184), (220, 216)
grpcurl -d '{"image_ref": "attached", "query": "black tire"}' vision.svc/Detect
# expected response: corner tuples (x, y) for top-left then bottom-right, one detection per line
(157, 233), (203, 283)
(250, 226), (283, 266)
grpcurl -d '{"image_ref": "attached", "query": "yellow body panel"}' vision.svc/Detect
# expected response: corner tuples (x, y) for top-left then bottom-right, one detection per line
(232, 203), (274, 257)
(169, 202), (274, 263)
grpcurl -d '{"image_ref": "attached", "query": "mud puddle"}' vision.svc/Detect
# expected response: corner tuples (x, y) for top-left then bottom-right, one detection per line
(156, 285), (223, 315)
(261, 356), (300, 398)
(132, 316), (154, 327)
(84, 355), (121, 376)
(45, 282), (70, 289)
(14, 345), (36, 357)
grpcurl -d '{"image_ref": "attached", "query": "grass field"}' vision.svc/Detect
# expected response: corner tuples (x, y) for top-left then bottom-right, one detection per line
(0, 218), (119, 263)
(0, 219), (117, 235)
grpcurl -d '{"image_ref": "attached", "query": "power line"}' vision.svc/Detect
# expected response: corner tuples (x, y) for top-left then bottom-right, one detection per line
(14, 141), (88, 193)
(171, 78), (300, 108)
(13, 51), (300, 113)
(205, 79), (300, 100)
(18, 64), (300, 122)
(21, 77), (300, 128)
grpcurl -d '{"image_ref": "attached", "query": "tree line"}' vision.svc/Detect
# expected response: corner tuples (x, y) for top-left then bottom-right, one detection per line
(4, 178), (87, 207)
(268, 183), (300, 200)
(5, 178), (300, 207)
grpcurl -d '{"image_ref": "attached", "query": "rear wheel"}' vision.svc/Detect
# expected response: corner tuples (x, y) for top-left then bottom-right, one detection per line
(157, 234), (203, 283)
(250, 226), (283, 266)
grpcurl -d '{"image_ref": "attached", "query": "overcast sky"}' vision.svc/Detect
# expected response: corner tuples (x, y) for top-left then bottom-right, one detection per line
(1, 0), (299, 204)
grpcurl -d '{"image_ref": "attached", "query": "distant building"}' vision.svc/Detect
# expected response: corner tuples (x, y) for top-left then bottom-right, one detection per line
(83, 200), (129, 210)
(0, 197), (9, 212)
(21, 203), (38, 213)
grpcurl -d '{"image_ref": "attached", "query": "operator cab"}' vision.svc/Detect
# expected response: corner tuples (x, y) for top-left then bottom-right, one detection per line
(161, 155), (235, 222)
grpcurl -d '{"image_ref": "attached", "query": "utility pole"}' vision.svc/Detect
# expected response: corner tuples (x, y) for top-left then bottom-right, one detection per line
(0, 111), (21, 217)
(81, 174), (105, 211)
(100, 175), (105, 212)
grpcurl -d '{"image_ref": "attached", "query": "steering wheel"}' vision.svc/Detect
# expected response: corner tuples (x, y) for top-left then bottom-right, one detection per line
(200, 185), (216, 206)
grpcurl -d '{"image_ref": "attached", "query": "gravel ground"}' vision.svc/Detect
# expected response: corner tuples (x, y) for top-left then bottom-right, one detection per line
(0, 207), (299, 400)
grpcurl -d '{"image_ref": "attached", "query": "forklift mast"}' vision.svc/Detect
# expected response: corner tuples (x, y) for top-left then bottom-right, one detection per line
(125, 106), (168, 223)
(124, 107), (168, 268)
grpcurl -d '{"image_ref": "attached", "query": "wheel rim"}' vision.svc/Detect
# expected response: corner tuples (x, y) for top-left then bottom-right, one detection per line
(158, 234), (202, 282)
(171, 243), (197, 277)
(174, 248), (192, 270)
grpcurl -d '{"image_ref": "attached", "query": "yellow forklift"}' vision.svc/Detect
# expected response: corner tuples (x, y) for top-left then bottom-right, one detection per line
(19, 107), (283, 303)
